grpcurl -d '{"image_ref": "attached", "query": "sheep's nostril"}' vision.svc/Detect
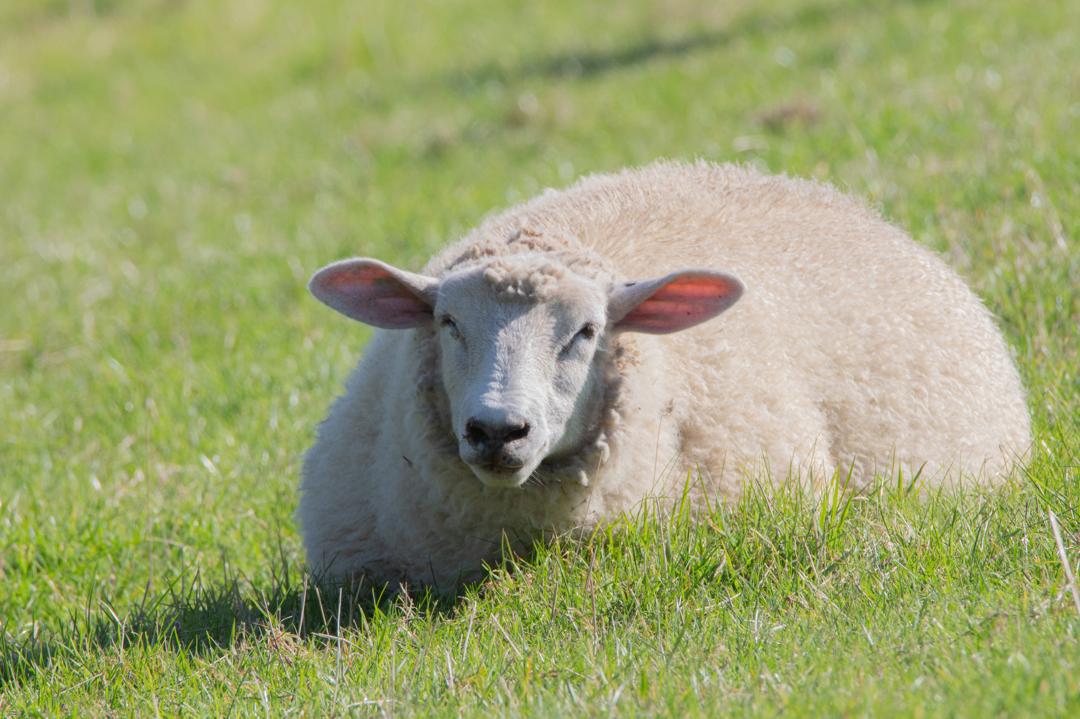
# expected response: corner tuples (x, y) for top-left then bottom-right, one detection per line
(504, 422), (530, 442)
(464, 417), (530, 448)
(464, 418), (488, 446)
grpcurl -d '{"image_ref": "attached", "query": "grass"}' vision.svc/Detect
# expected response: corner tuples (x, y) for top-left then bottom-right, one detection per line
(0, 0), (1077, 714)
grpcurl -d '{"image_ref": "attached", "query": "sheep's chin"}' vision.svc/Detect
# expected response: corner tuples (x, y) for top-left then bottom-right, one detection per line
(467, 463), (537, 489)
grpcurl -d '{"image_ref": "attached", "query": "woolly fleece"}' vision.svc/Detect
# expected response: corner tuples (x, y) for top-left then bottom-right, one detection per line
(299, 161), (1031, 586)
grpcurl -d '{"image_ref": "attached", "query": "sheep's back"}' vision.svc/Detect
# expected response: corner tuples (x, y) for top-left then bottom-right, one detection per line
(458, 161), (1030, 482)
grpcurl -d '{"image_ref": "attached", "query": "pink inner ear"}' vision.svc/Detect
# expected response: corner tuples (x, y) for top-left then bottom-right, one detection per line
(618, 274), (741, 334)
(311, 262), (433, 328)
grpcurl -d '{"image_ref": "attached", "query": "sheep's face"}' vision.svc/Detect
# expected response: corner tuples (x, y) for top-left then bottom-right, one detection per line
(434, 266), (609, 487)
(309, 255), (743, 489)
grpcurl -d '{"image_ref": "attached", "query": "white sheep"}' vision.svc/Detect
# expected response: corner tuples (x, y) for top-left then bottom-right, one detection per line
(300, 161), (1031, 586)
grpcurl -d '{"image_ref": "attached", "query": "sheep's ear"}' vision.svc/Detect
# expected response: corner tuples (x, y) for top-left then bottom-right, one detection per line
(609, 270), (743, 334)
(309, 258), (438, 329)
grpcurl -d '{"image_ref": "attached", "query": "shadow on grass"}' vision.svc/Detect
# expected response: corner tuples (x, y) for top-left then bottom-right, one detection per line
(0, 549), (487, 689)
(5, 440), (1069, 690)
(445, 0), (940, 90)
(398, 0), (941, 159)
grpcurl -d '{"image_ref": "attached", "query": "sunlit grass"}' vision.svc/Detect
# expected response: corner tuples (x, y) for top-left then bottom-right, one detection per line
(1, 0), (1077, 714)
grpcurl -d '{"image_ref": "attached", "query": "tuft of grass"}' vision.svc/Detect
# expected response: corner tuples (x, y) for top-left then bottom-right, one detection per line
(1, 0), (1077, 715)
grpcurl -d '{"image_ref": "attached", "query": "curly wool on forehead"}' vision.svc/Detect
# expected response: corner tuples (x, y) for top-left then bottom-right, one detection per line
(438, 226), (616, 301)
(478, 256), (578, 300)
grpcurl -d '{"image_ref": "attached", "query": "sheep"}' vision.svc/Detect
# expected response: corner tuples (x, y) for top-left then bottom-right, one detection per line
(299, 160), (1031, 587)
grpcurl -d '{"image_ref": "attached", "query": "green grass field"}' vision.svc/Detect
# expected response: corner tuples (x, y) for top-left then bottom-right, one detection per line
(1, 0), (1077, 714)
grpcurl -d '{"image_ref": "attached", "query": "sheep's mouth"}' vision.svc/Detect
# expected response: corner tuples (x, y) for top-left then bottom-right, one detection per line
(468, 462), (535, 489)
(460, 438), (549, 489)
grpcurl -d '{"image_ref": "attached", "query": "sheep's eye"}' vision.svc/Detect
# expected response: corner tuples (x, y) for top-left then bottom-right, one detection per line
(439, 315), (462, 339)
(559, 322), (599, 358)
(576, 323), (598, 342)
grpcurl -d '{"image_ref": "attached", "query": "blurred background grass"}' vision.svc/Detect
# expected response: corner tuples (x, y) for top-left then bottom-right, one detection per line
(0, 0), (1077, 713)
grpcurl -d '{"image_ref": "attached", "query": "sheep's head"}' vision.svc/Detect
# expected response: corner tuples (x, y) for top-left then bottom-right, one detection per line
(309, 254), (743, 488)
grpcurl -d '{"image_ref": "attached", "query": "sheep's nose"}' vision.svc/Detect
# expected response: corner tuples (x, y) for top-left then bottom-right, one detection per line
(464, 416), (531, 449)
